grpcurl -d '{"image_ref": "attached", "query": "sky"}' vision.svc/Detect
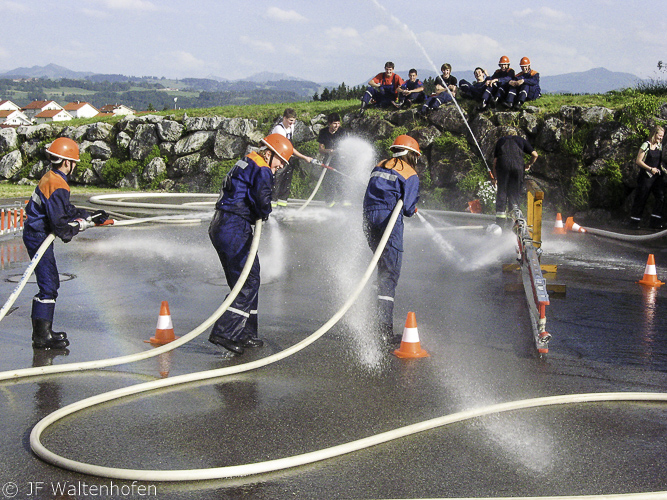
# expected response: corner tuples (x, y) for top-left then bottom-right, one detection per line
(0, 0), (665, 84)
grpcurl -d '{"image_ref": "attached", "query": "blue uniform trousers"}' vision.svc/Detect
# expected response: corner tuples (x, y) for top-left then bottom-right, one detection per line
(23, 230), (59, 321)
(506, 84), (541, 105)
(363, 208), (404, 327)
(208, 211), (260, 342)
(362, 84), (397, 108)
(420, 91), (452, 112)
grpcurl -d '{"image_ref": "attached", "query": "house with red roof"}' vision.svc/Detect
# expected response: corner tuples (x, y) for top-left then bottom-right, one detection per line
(0, 109), (31, 126)
(98, 104), (134, 116)
(0, 100), (21, 112)
(21, 100), (63, 121)
(64, 101), (99, 119)
(34, 108), (73, 124)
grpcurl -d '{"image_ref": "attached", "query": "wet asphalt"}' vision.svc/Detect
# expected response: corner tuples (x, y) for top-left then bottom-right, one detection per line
(0, 197), (666, 500)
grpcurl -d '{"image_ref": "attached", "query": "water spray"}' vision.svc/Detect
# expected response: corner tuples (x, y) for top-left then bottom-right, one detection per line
(415, 210), (466, 265)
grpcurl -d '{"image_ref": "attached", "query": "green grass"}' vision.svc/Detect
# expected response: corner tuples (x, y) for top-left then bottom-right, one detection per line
(0, 181), (118, 200)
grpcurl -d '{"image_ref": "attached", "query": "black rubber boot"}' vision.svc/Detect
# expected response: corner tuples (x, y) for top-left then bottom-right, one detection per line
(32, 318), (69, 350)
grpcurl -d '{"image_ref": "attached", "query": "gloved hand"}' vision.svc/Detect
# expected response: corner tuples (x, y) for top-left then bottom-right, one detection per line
(90, 210), (109, 225)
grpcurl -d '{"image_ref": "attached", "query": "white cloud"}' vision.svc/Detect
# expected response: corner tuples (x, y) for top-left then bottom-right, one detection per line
(170, 50), (206, 69)
(82, 8), (110, 19)
(0, 1), (26, 12)
(514, 7), (569, 21)
(240, 36), (275, 53)
(99, 0), (158, 11)
(265, 7), (307, 23)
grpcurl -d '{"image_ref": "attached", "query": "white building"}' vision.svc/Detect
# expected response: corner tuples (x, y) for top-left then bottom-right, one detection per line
(98, 104), (135, 116)
(0, 100), (20, 112)
(22, 100), (63, 121)
(0, 109), (31, 126)
(64, 101), (99, 119)
(34, 109), (74, 124)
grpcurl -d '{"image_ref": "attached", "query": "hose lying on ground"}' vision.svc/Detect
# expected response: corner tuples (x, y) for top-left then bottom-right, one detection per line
(0, 219), (263, 381)
(30, 200), (405, 480)
(582, 225), (667, 242)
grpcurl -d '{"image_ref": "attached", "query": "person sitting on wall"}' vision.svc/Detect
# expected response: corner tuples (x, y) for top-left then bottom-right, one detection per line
(503, 57), (541, 110)
(478, 56), (515, 112)
(393, 69), (425, 109)
(418, 64), (457, 115)
(359, 61), (404, 115)
(458, 67), (489, 102)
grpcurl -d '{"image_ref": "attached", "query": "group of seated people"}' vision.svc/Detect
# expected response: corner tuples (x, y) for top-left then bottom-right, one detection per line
(358, 56), (541, 115)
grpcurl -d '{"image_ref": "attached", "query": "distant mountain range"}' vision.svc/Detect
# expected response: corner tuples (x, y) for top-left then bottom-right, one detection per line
(0, 63), (644, 96)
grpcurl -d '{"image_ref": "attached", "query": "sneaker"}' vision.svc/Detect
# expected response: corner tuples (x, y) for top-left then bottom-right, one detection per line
(502, 101), (513, 109)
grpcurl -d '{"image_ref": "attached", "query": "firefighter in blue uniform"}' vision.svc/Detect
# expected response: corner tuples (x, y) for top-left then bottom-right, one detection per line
(503, 57), (541, 109)
(208, 133), (293, 355)
(478, 56), (515, 111)
(363, 135), (420, 344)
(23, 137), (108, 349)
(359, 61), (404, 115)
(459, 67), (489, 102)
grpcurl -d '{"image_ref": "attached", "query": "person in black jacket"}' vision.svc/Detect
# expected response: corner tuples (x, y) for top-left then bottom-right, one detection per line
(23, 138), (108, 349)
(491, 135), (538, 227)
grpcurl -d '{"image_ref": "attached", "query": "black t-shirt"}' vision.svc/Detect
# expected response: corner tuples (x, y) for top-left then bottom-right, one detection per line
(439, 75), (457, 87)
(494, 136), (534, 169)
(318, 126), (347, 151)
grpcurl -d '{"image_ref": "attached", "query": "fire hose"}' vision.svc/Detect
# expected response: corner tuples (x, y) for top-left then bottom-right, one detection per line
(29, 200), (405, 479)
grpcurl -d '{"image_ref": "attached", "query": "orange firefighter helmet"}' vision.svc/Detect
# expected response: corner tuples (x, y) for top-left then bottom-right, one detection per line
(390, 135), (421, 156)
(261, 133), (294, 164)
(47, 137), (80, 162)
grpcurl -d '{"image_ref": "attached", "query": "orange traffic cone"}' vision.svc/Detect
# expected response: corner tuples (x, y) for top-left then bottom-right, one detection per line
(565, 216), (586, 233)
(553, 213), (566, 234)
(637, 254), (664, 287)
(145, 301), (179, 345)
(393, 312), (429, 358)
(466, 199), (482, 214)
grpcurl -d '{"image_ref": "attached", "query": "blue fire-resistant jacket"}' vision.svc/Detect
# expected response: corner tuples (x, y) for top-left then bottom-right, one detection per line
(24, 168), (89, 242)
(364, 157), (420, 216)
(490, 67), (516, 85)
(514, 69), (540, 87)
(215, 151), (274, 223)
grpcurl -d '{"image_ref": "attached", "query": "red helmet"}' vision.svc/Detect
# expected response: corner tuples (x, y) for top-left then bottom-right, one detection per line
(390, 135), (421, 156)
(261, 133), (293, 163)
(499, 55), (510, 65)
(47, 137), (80, 162)
(520, 57), (531, 67)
